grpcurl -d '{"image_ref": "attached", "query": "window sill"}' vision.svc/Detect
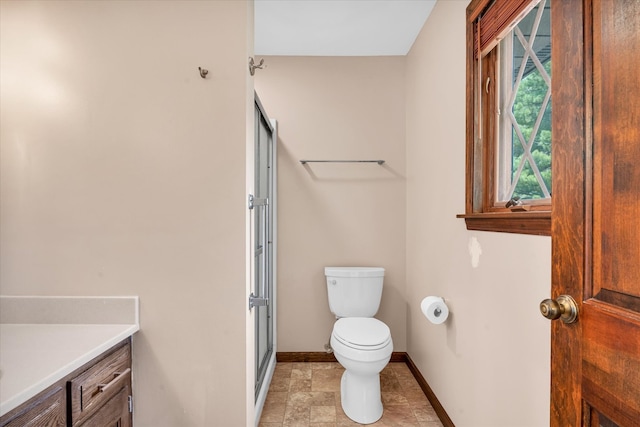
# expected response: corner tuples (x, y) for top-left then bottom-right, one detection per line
(457, 211), (551, 236)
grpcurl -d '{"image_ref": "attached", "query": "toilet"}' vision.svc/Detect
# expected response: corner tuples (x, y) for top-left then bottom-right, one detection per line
(325, 267), (393, 424)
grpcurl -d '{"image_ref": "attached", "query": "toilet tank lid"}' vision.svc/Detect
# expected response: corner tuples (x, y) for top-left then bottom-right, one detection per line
(324, 267), (385, 278)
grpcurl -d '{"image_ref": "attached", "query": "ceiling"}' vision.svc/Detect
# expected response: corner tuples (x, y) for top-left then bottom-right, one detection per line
(254, 0), (437, 56)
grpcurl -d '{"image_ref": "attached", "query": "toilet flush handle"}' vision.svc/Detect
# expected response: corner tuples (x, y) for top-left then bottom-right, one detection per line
(330, 279), (337, 285)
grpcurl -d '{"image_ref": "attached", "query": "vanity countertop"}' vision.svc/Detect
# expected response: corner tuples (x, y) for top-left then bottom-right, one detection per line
(0, 296), (139, 417)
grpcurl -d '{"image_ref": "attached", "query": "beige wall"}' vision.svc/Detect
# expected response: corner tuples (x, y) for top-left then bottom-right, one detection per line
(0, 1), (254, 426)
(255, 57), (407, 352)
(405, 1), (551, 426)
(255, 2), (551, 426)
(1, 0), (553, 425)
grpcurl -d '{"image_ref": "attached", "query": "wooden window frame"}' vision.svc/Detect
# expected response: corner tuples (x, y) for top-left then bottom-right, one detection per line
(458, 0), (551, 236)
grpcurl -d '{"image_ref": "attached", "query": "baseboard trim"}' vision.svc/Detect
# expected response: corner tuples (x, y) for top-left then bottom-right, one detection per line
(276, 352), (337, 363)
(276, 352), (407, 363)
(275, 351), (454, 426)
(403, 353), (455, 427)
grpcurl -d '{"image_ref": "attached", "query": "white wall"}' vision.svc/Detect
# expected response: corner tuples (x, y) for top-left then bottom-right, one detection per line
(0, 1), (254, 425)
(255, 57), (407, 352)
(405, 2), (551, 426)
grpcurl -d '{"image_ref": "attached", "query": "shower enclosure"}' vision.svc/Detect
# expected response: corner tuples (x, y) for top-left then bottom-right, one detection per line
(251, 93), (276, 423)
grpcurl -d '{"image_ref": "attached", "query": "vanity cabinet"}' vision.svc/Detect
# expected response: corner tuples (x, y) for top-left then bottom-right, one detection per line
(0, 339), (132, 427)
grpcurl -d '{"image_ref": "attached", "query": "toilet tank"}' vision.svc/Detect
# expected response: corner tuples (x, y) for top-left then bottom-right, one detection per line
(325, 267), (385, 317)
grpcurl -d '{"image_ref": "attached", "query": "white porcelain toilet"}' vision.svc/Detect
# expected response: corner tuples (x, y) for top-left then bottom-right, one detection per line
(325, 267), (393, 425)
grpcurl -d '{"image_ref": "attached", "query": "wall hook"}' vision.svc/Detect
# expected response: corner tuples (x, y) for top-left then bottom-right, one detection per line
(249, 57), (264, 76)
(198, 67), (209, 79)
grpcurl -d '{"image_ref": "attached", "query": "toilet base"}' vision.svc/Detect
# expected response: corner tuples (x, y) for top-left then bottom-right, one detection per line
(340, 370), (383, 425)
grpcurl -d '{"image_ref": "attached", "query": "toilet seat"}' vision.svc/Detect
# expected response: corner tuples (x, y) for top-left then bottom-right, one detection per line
(333, 317), (391, 351)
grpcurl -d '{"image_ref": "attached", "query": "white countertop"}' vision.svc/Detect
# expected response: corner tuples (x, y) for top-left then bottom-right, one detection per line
(0, 296), (139, 417)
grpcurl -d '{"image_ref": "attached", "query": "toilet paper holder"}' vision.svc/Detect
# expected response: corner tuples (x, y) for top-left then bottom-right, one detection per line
(421, 296), (449, 324)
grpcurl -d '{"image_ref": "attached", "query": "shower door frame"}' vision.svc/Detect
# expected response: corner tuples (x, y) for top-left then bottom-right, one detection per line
(252, 93), (277, 424)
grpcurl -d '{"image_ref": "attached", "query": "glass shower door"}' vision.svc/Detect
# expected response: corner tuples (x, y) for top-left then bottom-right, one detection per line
(252, 95), (275, 405)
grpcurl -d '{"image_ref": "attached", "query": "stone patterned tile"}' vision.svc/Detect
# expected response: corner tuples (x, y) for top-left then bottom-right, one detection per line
(260, 402), (287, 423)
(274, 363), (294, 376)
(381, 391), (409, 406)
(396, 371), (421, 386)
(260, 362), (443, 427)
(335, 412), (361, 427)
(374, 404), (420, 426)
(381, 364), (395, 374)
(270, 374), (292, 392)
(278, 362), (295, 369)
(334, 398), (374, 426)
(390, 363), (413, 374)
(265, 391), (289, 405)
(288, 391), (337, 407)
(397, 374), (424, 391)
(403, 388), (431, 407)
(311, 368), (343, 392)
(290, 378), (313, 392)
(283, 404), (310, 427)
(310, 362), (340, 370)
(292, 366), (313, 380)
(310, 406), (336, 423)
(414, 406), (441, 422)
(380, 372), (403, 393)
(291, 362), (312, 372)
(380, 367), (396, 380)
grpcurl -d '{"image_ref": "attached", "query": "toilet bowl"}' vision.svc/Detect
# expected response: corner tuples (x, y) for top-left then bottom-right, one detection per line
(330, 317), (393, 424)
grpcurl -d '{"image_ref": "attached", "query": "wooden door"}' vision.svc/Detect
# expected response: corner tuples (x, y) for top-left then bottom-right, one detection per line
(551, 0), (640, 426)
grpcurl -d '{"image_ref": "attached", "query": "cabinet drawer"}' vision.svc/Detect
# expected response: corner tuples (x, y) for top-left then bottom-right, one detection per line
(77, 376), (131, 427)
(69, 341), (131, 426)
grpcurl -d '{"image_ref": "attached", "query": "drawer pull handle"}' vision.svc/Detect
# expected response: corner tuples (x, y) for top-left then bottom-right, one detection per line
(97, 368), (131, 393)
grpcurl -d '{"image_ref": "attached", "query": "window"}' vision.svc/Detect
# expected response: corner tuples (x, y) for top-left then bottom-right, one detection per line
(459, 0), (552, 235)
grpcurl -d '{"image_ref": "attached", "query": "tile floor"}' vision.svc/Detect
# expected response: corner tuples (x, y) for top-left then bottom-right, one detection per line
(258, 362), (445, 427)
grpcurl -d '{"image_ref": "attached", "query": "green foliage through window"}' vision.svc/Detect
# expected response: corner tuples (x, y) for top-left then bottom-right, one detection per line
(498, 0), (552, 203)
(512, 60), (552, 199)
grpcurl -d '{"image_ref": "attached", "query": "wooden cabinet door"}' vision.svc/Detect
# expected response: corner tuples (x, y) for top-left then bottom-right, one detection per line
(1, 386), (65, 427)
(552, 0), (640, 425)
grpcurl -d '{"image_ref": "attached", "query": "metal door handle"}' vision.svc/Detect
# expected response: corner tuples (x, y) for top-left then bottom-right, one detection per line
(98, 368), (131, 393)
(249, 201), (270, 310)
(539, 295), (578, 324)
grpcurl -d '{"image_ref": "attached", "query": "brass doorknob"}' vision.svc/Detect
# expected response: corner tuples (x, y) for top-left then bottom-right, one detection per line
(539, 295), (578, 324)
